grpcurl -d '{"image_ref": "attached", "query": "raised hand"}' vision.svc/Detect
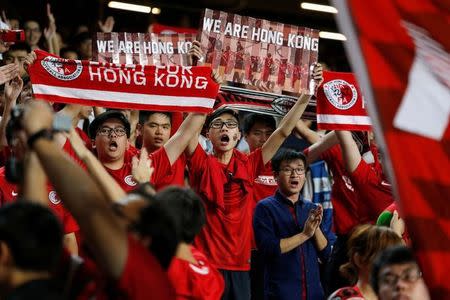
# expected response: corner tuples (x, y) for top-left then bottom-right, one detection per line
(132, 148), (154, 184)
(43, 3), (56, 40)
(0, 64), (19, 85)
(98, 16), (115, 33)
(188, 40), (204, 66)
(309, 63), (323, 95)
(4, 75), (23, 106)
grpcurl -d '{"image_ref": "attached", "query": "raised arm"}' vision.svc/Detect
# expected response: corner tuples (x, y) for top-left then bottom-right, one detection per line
(22, 101), (128, 279)
(335, 130), (361, 173)
(304, 131), (339, 164)
(261, 64), (323, 164)
(164, 113), (206, 164)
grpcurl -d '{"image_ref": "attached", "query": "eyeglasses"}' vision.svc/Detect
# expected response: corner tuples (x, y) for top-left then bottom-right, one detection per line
(379, 268), (422, 287)
(279, 167), (306, 175)
(97, 127), (127, 137)
(209, 120), (239, 129)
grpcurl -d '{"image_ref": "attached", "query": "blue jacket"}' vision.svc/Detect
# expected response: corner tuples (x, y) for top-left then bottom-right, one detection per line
(253, 191), (334, 300)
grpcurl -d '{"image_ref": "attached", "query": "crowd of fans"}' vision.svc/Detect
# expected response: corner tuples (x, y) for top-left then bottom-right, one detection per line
(0, 4), (431, 300)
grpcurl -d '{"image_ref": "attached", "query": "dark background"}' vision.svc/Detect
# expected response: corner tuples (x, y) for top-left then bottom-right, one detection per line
(0, 0), (350, 70)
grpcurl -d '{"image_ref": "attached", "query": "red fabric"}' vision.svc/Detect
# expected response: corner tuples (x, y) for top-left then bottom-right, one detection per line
(0, 167), (18, 206)
(167, 246), (224, 300)
(0, 167), (79, 234)
(151, 23), (198, 34)
(74, 236), (175, 299)
(75, 127), (91, 146)
(188, 145), (265, 270)
(116, 235), (175, 299)
(170, 112), (184, 136)
(252, 161), (277, 203)
(28, 50), (219, 113)
(313, 146), (362, 234)
(328, 285), (364, 300)
(340, 1), (450, 297)
(350, 160), (394, 221)
(105, 147), (173, 192)
(316, 71), (371, 131)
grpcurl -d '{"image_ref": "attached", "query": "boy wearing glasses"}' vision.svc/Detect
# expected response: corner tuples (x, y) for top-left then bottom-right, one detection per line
(371, 246), (430, 300)
(253, 148), (333, 300)
(88, 110), (204, 192)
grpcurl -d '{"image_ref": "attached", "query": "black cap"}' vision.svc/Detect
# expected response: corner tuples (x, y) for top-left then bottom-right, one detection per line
(205, 108), (239, 128)
(88, 110), (131, 138)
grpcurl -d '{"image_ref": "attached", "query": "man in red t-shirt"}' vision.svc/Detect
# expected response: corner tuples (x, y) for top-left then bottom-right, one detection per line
(136, 111), (186, 189)
(184, 63), (322, 300)
(335, 130), (394, 221)
(88, 110), (204, 192)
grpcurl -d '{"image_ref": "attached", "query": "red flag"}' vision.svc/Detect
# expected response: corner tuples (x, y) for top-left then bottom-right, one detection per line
(316, 71), (371, 131)
(28, 50), (219, 113)
(334, 1), (450, 298)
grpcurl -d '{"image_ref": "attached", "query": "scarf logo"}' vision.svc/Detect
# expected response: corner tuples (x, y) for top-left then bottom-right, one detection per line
(323, 79), (358, 110)
(41, 56), (83, 81)
(124, 175), (137, 187)
(271, 97), (296, 115)
(48, 191), (61, 205)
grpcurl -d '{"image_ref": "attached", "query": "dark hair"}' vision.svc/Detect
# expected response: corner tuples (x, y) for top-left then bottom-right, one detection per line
(4, 42), (31, 55)
(242, 113), (276, 134)
(271, 148), (307, 173)
(132, 190), (180, 270)
(370, 245), (417, 292)
(205, 108), (239, 128)
(88, 110), (131, 138)
(139, 111), (172, 125)
(60, 47), (79, 59)
(340, 225), (402, 284)
(0, 202), (63, 272)
(154, 187), (205, 244)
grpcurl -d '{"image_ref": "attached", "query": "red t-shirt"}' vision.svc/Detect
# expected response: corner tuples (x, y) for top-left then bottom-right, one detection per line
(188, 145), (265, 270)
(105, 147), (173, 192)
(350, 159), (394, 221)
(115, 235), (176, 299)
(0, 168), (79, 234)
(168, 246), (224, 300)
(309, 145), (361, 235)
(68, 235), (175, 300)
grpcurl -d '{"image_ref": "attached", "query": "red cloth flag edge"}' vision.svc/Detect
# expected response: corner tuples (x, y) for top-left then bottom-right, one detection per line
(333, 1), (450, 298)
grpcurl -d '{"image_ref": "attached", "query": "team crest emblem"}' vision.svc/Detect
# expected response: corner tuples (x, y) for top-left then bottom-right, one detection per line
(48, 191), (61, 205)
(271, 97), (296, 115)
(323, 79), (358, 110)
(41, 56), (83, 81)
(124, 175), (137, 187)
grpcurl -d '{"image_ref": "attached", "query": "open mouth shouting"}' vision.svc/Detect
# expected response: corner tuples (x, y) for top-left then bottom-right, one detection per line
(220, 134), (231, 146)
(289, 178), (300, 189)
(109, 140), (118, 151)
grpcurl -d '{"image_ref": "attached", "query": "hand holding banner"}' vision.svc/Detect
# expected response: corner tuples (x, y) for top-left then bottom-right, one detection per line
(29, 50), (219, 113)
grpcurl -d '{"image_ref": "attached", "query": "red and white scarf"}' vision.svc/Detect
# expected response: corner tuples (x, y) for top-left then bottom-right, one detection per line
(28, 50), (219, 113)
(316, 71), (371, 131)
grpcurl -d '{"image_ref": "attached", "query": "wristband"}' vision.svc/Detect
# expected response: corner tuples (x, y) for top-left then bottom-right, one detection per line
(27, 129), (54, 148)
